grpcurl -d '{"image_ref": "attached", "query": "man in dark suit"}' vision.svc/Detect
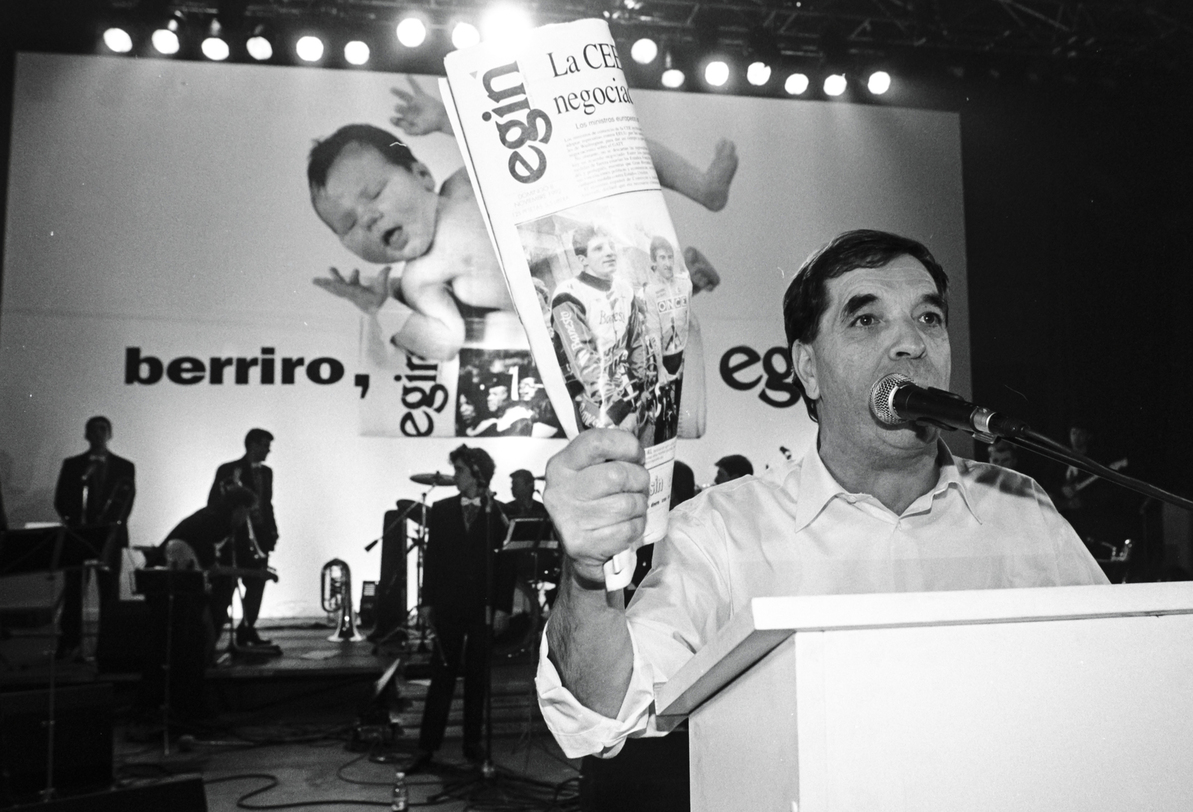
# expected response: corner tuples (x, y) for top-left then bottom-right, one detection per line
(409, 445), (517, 772)
(208, 428), (277, 648)
(53, 415), (136, 658)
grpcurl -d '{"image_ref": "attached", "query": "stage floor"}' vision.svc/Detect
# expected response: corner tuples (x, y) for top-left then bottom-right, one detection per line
(2, 617), (579, 810)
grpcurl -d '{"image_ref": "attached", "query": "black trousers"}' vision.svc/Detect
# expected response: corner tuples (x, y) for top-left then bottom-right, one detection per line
(418, 613), (487, 753)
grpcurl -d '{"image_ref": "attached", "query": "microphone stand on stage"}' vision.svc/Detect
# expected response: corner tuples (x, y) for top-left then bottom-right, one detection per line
(433, 491), (556, 809)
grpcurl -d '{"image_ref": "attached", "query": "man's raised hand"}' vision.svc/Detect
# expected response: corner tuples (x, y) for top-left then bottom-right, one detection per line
(543, 429), (649, 589)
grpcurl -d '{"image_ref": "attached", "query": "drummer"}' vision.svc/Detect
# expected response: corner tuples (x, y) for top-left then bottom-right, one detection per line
(504, 469), (548, 521)
(504, 469), (560, 607)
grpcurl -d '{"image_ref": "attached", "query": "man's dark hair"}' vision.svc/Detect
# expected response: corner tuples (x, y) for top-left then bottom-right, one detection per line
(307, 124), (419, 193)
(449, 444), (496, 488)
(85, 416), (112, 435)
(670, 461), (696, 507)
(510, 469), (535, 484)
(715, 454), (754, 480)
(571, 225), (596, 258)
(221, 485), (259, 512)
(782, 229), (949, 422)
(245, 428), (274, 449)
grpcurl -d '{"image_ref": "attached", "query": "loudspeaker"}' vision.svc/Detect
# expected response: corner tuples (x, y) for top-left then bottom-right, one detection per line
(95, 599), (153, 673)
(369, 507), (410, 640)
(6, 774), (207, 811)
(358, 580), (378, 628)
(0, 684), (113, 805)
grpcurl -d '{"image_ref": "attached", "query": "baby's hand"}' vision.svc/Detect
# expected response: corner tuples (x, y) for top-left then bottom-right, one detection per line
(313, 266), (393, 315)
(390, 76), (452, 137)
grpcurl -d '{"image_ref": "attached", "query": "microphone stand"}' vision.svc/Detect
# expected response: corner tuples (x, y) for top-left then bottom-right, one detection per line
(435, 491), (549, 809)
(1000, 428), (1193, 514)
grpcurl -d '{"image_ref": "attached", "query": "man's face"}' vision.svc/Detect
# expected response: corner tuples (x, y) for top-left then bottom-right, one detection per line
(582, 235), (619, 280)
(1069, 427), (1090, 452)
(713, 465), (732, 486)
(453, 460), (481, 498)
(486, 385), (510, 412)
(988, 446), (1018, 469)
(231, 505), (252, 526)
(793, 257), (950, 457)
(511, 476), (534, 503)
(247, 439), (271, 464)
(651, 246), (675, 281)
(312, 143), (439, 265)
(85, 421), (111, 450)
(518, 377), (538, 401)
(458, 396), (477, 421)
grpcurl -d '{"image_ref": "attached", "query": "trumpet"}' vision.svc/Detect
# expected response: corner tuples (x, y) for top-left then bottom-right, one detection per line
(321, 558), (364, 642)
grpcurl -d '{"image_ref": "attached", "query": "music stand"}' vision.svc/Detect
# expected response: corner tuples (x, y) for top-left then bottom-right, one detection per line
(133, 568), (207, 755)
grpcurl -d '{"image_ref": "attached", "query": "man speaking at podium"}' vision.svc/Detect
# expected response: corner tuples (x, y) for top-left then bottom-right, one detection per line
(535, 230), (1108, 761)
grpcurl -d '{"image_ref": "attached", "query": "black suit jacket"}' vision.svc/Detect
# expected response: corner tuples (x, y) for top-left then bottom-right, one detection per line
(54, 451), (136, 527)
(208, 457), (278, 551)
(421, 494), (517, 621)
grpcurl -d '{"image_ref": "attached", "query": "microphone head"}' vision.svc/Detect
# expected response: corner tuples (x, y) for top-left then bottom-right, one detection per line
(870, 373), (912, 425)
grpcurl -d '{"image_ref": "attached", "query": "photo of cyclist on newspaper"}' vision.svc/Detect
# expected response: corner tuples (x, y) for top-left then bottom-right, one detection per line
(516, 203), (691, 447)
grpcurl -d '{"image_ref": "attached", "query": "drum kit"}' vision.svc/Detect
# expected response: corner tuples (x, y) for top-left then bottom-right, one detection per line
(393, 471), (558, 660)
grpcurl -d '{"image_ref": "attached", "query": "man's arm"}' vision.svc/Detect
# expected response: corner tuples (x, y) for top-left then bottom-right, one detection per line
(259, 467), (278, 548)
(207, 462), (231, 508)
(543, 429), (649, 718)
(53, 459), (76, 524)
(120, 460), (136, 520)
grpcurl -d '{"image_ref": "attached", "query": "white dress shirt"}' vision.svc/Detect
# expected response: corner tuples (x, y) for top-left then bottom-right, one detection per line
(536, 435), (1109, 758)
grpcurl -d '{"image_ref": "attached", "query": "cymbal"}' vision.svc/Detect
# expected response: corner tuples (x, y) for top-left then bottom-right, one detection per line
(410, 472), (455, 487)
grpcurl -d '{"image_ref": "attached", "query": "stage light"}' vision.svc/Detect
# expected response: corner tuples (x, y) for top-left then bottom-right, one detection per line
(151, 22), (180, 55)
(246, 26), (273, 61)
(745, 25), (781, 88)
(344, 40), (370, 65)
(747, 61), (771, 86)
(102, 27), (134, 54)
(784, 72), (809, 95)
(296, 35), (325, 62)
(451, 22), (480, 50)
(704, 60), (730, 87)
(867, 70), (891, 94)
(202, 22), (229, 61)
(396, 17), (427, 48)
(823, 73), (847, 96)
(481, 4), (533, 51)
(631, 38), (658, 65)
(660, 51), (684, 88)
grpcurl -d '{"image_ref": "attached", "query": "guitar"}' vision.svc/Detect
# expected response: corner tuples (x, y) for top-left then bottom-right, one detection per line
(1060, 458), (1128, 511)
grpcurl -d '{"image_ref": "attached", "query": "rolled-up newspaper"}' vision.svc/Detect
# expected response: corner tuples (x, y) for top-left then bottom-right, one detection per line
(442, 19), (691, 590)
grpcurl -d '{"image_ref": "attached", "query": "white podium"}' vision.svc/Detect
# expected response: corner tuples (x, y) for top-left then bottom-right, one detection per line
(655, 582), (1193, 812)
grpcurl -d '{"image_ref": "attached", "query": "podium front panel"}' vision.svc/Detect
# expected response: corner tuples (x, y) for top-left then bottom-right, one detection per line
(796, 612), (1193, 811)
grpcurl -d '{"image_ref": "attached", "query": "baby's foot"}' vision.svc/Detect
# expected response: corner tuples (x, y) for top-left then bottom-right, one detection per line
(701, 139), (738, 211)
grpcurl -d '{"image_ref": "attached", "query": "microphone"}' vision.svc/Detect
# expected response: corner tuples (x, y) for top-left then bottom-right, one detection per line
(869, 374), (1029, 439)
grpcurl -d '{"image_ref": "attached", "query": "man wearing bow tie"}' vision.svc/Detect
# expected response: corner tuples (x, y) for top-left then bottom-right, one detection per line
(409, 445), (517, 772)
(208, 428), (277, 649)
(54, 415), (137, 658)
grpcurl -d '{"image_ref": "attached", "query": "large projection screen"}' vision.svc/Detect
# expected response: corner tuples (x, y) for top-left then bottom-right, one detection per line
(1, 53), (969, 616)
